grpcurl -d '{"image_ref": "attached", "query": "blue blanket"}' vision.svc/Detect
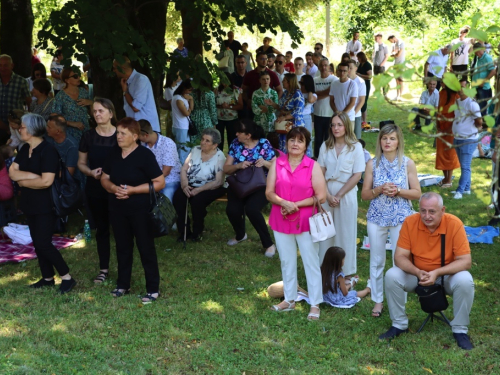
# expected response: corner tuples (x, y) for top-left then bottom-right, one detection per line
(464, 226), (499, 244)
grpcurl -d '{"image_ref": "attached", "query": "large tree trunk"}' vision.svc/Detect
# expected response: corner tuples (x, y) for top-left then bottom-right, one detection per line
(0, 0), (34, 77)
(181, 0), (203, 56)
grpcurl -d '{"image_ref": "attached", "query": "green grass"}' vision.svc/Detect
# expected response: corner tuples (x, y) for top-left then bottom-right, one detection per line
(1, 89), (499, 374)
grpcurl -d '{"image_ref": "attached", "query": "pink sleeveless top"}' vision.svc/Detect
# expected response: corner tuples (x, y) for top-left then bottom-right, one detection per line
(269, 154), (315, 234)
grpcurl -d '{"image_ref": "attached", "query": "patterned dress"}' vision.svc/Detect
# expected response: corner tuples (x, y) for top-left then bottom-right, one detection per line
(251, 88), (278, 133)
(228, 138), (276, 164)
(323, 271), (360, 307)
(278, 89), (305, 151)
(191, 91), (218, 144)
(52, 88), (90, 143)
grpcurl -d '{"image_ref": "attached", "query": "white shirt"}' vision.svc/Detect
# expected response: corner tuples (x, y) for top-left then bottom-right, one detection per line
(50, 61), (64, 91)
(452, 97), (481, 140)
(295, 73), (305, 83)
(275, 70), (286, 85)
(304, 64), (318, 77)
(353, 76), (366, 118)
(419, 89), (439, 108)
(142, 134), (182, 184)
(302, 93), (317, 115)
(172, 94), (189, 129)
(163, 81), (181, 101)
(346, 40), (362, 62)
(451, 38), (473, 66)
(426, 49), (449, 78)
(125, 69), (160, 132)
(329, 79), (358, 121)
(314, 75), (338, 117)
(392, 40), (405, 64)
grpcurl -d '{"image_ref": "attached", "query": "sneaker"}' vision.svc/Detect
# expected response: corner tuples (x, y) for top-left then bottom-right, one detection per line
(451, 190), (471, 195)
(453, 192), (463, 199)
(59, 278), (77, 294)
(227, 233), (247, 246)
(264, 244), (276, 258)
(453, 333), (474, 350)
(378, 326), (409, 340)
(29, 278), (55, 289)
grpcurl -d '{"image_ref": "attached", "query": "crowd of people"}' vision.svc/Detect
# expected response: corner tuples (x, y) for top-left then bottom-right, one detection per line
(0, 25), (498, 351)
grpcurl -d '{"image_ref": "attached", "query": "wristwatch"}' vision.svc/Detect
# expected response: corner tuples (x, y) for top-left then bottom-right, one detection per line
(396, 187), (401, 195)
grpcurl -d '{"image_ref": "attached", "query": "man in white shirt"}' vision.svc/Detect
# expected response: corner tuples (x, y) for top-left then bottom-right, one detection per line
(450, 26), (473, 82)
(274, 54), (286, 85)
(329, 62), (358, 124)
(388, 35), (405, 101)
(305, 52), (318, 77)
(348, 60), (366, 138)
(294, 57), (305, 82)
(346, 32), (362, 62)
(424, 45), (451, 91)
(313, 58), (338, 157)
(412, 79), (439, 130)
(113, 57), (161, 132)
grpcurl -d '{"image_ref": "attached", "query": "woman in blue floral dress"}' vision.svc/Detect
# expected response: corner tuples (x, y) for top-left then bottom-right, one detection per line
(271, 73), (304, 152)
(361, 124), (421, 317)
(223, 119), (277, 258)
(52, 68), (92, 143)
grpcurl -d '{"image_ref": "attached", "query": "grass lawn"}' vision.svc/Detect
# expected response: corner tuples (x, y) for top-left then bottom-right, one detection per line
(1, 85), (499, 374)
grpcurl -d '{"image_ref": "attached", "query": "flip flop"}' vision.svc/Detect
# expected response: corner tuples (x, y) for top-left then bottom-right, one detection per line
(372, 308), (383, 317)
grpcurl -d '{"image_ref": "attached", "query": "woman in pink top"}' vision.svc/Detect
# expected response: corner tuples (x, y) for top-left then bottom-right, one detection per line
(0, 154), (14, 201)
(266, 127), (327, 320)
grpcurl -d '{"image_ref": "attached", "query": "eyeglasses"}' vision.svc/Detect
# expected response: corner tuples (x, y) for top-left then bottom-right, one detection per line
(69, 74), (80, 79)
(258, 57), (268, 61)
(275, 61), (284, 65)
(314, 47), (321, 50)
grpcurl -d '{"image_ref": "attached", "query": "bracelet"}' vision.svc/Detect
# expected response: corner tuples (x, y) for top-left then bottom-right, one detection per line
(372, 189), (376, 196)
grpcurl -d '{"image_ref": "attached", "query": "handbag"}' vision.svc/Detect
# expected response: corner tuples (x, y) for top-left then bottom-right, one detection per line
(309, 196), (336, 243)
(50, 157), (84, 217)
(226, 164), (267, 199)
(187, 116), (198, 136)
(274, 119), (293, 134)
(414, 234), (449, 313)
(148, 182), (178, 237)
(218, 55), (229, 69)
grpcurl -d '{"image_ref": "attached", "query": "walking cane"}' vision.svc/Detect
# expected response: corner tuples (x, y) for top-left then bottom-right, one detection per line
(183, 196), (189, 250)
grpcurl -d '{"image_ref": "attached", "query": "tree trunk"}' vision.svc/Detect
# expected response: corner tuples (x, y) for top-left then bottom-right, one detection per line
(0, 0), (34, 77)
(181, 0), (203, 56)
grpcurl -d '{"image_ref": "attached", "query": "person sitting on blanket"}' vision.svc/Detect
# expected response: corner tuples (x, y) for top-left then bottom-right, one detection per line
(378, 192), (475, 350)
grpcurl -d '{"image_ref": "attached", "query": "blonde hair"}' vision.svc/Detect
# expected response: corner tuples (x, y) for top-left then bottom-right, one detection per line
(375, 124), (405, 168)
(284, 73), (300, 92)
(325, 112), (358, 151)
(263, 37), (272, 44)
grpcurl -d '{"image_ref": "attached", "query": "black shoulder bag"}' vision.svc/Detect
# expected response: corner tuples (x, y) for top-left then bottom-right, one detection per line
(414, 234), (449, 313)
(51, 158), (84, 217)
(148, 182), (178, 237)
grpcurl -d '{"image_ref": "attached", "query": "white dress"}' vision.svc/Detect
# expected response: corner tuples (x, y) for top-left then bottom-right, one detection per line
(317, 142), (365, 274)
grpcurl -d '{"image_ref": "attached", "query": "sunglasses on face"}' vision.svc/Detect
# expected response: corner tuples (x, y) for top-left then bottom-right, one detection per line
(275, 61), (284, 65)
(314, 47), (321, 50)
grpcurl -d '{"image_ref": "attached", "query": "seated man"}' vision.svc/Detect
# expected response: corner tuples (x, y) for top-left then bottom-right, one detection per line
(379, 192), (474, 350)
(412, 79), (439, 130)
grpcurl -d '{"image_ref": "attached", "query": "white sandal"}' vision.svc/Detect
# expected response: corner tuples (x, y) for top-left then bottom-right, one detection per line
(271, 300), (295, 312)
(308, 305), (320, 321)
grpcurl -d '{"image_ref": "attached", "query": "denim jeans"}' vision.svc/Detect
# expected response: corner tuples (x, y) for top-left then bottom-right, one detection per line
(161, 181), (180, 202)
(303, 114), (313, 157)
(172, 127), (190, 165)
(454, 138), (477, 193)
(476, 87), (492, 117)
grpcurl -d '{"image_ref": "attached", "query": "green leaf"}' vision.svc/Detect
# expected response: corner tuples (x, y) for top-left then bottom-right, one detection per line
(468, 29), (488, 42)
(484, 115), (495, 128)
(471, 12), (482, 29)
(486, 25), (500, 34)
(462, 88), (477, 98)
(448, 104), (458, 113)
(408, 112), (417, 122)
(402, 68), (415, 80)
(442, 72), (461, 92)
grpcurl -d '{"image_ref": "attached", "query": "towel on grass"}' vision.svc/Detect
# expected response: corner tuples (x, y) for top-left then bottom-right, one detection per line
(464, 226), (499, 244)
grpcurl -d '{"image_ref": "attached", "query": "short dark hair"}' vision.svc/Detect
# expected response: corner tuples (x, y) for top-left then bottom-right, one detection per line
(259, 70), (270, 78)
(235, 119), (265, 140)
(31, 62), (47, 80)
(294, 57), (304, 63)
(48, 114), (67, 132)
(286, 51), (293, 56)
(358, 138), (366, 148)
(387, 35), (395, 41)
(117, 117), (140, 136)
(286, 126), (311, 150)
(173, 79), (192, 96)
(139, 119), (153, 134)
(338, 62), (350, 69)
(55, 49), (63, 58)
(236, 54), (246, 60)
(315, 43), (323, 48)
(223, 40), (230, 48)
(305, 52), (313, 57)
(276, 54), (285, 59)
(256, 51), (268, 59)
(267, 53), (276, 59)
(33, 78), (52, 95)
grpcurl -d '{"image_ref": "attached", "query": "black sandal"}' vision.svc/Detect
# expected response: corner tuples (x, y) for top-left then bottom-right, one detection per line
(111, 288), (130, 297)
(141, 293), (159, 304)
(94, 271), (108, 284)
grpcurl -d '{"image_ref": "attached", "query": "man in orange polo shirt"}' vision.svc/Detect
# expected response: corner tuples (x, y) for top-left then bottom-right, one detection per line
(379, 192), (474, 350)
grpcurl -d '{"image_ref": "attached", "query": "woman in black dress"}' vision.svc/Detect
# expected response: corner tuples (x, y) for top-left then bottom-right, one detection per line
(356, 52), (373, 125)
(9, 113), (77, 293)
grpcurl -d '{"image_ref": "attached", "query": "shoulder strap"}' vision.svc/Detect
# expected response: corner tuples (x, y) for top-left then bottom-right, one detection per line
(440, 234), (446, 286)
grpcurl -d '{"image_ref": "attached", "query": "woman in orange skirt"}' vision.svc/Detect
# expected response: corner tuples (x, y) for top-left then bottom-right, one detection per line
(435, 83), (461, 187)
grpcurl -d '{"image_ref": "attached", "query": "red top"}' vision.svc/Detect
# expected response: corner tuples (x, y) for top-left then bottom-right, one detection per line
(0, 166), (14, 201)
(284, 62), (295, 73)
(242, 68), (281, 104)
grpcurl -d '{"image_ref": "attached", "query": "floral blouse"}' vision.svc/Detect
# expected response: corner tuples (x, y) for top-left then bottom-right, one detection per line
(252, 88), (278, 133)
(215, 86), (241, 121)
(52, 88), (90, 142)
(366, 155), (415, 227)
(186, 146), (226, 187)
(279, 89), (305, 127)
(228, 138), (276, 164)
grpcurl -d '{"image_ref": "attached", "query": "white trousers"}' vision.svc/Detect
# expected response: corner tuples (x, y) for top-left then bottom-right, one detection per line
(274, 231), (323, 306)
(367, 221), (402, 303)
(385, 267), (474, 333)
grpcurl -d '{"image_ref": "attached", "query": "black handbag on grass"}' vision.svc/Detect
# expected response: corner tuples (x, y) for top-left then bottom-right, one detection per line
(414, 234), (449, 313)
(148, 182), (177, 237)
(226, 164), (267, 199)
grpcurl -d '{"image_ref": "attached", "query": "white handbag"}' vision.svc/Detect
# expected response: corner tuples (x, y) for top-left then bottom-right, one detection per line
(218, 56), (229, 69)
(309, 196), (336, 243)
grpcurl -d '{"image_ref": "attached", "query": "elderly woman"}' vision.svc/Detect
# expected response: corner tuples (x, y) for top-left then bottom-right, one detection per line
(78, 97), (118, 284)
(9, 113), (77, 293)
(101, 118), (165, 303)
(29, 78), (54, 120)
(267, 73), (305, 152)
(361, 124), (421, 317)
(224, 120), (276, 256)
(266, 127), (327, 320)
(172, 128), (226, 242)
(52, 67), (93, 142)
(318, 112), (365, 279)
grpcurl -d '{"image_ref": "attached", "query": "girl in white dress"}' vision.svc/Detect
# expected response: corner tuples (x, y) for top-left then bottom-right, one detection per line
(317, 112), (365, 280)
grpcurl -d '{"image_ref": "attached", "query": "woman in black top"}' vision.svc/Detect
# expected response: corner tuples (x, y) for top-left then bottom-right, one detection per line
(101, 118), (165, 304)
(78, 97), (118, 284)
(9, 113), (77, 294)
(256, 37), (281, 55)
(356, 52), (373, 124)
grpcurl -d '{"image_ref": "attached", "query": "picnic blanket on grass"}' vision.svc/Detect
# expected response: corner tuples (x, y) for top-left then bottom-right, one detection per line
(0, 231), (77, 264)
(464, 226), (499, 244)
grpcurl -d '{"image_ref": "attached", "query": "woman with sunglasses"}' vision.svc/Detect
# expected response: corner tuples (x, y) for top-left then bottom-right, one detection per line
(52, 67), (93, 143)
